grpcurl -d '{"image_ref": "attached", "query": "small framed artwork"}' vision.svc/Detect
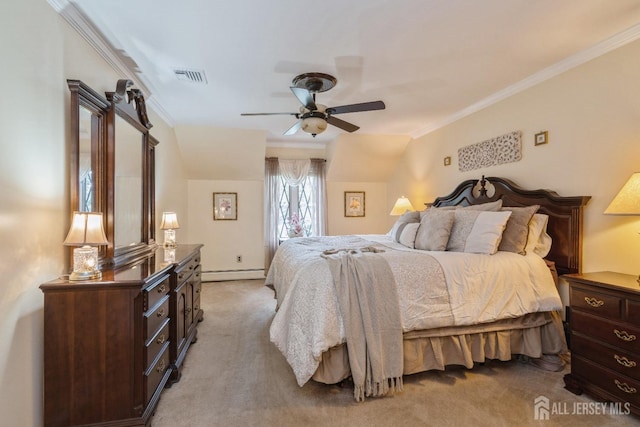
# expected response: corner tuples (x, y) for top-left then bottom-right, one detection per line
(444, 156), (451, 166)
(344, 191), (365, 217)
(534, 131), (548, 146)
(213, 192), (237, 220)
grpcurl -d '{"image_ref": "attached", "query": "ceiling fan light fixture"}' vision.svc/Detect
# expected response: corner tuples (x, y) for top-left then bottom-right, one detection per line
(301, 117), (327, 136)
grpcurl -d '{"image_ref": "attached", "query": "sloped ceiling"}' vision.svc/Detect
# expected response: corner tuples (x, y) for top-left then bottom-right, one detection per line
(174, 126), (266, 181)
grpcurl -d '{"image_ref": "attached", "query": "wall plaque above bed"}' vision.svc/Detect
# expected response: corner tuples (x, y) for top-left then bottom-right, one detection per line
(458, 131), (521, 172)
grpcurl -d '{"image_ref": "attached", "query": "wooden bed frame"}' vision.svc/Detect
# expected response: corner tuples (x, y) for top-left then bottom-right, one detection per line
(430, 176), (591, 275)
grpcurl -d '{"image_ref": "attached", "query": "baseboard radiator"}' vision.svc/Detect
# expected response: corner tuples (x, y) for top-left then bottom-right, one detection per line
(201, 268), (265, 282)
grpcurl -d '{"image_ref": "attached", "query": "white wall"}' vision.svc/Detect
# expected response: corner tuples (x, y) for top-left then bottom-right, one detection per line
(388, 36), (640, 292)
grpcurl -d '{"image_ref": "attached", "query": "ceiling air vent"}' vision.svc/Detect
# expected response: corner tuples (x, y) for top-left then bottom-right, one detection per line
(173, 68), (207, 84)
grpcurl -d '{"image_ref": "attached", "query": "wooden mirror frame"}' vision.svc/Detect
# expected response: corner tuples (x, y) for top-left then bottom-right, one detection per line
(67, 79), (157, 269)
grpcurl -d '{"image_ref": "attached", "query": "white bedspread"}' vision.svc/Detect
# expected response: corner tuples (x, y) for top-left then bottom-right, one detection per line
(266, 234), (562, 386)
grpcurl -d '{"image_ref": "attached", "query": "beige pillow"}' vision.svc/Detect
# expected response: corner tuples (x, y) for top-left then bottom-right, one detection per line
(414, 209), (455, 251)
(447, 210), (512, 254)
(398, 223), (420, 248)
(499, 205), (540, 254)
(456, 200), (503, 211)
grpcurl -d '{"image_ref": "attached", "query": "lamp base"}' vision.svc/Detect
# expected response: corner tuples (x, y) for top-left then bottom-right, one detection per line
(163, 229), (176, 247)
(69, 270), (102, 281)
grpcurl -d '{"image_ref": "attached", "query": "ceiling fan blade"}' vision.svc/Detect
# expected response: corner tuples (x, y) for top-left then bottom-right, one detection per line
(326, 100), (385, 115)
(290, 87), (317, 111)
(241, 112), (297, 116)
(326, 116), (359, 133)
(283, 120), (302, 135)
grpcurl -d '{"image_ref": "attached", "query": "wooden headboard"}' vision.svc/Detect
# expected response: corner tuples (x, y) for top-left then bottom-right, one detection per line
(429, 176), (591, 276)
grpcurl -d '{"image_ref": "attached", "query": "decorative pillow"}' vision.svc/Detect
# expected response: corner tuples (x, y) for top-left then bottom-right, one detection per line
(398, 223), (420, 248)
(446, 210), (512, 254)
(524, 214), (553, 257)
(414, 209), (455, 251)
(419, 205), (456, 219)
(498, 205), (540, 254)
(388, 211), (420, 241)
(456, 200), (503, 211)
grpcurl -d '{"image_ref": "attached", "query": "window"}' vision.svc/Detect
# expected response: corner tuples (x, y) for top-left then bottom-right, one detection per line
(276, 174), (317, 239)
(264, 158), (327, 271)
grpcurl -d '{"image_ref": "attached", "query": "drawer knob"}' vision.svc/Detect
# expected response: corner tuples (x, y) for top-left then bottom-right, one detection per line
(157, 284), (166, 294)
(614, 329), (637, 342)
(157, 309), (165, 318)
(614, 354), (637, 368)
(156, 334), (166, 345)
(156, 358), (166, 374)
(584, 296), (604, 307)
(615, 379), (637, 394)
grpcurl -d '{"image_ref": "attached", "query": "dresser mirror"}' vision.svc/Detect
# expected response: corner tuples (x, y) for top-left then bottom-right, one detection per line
(67, 79), (157, 268)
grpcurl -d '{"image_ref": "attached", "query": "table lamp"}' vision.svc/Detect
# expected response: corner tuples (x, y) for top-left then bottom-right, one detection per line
(390, 196), (415, 216)
(160, 212), (180, 247)
(604, 172), (640, 283)
(64, 212), (109, 281)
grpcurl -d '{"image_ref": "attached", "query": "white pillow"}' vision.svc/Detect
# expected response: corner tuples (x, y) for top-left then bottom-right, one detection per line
(398, 223), (420, 248)
(447, 210), (512, 254)
(525, 214), (552, 257)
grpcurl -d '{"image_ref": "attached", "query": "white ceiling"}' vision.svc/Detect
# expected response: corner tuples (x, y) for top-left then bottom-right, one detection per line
(56, 0), (640, 144)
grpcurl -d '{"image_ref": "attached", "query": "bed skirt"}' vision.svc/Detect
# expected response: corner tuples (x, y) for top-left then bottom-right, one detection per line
(312, 311), (567, 384)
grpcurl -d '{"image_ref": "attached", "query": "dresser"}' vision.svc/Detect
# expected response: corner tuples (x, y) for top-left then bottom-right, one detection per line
(563, 271), (640, 416)
(41, 244), (203, 427)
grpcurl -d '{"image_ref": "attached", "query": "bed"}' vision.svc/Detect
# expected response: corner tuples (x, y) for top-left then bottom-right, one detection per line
(265, 176), (590, 400)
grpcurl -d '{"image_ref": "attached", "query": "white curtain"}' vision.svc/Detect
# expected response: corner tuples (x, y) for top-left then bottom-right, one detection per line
(278, 159), (310, 186)
(264, 158), (280, 272)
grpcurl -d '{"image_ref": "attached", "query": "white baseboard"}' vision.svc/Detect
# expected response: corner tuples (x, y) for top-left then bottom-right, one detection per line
(202, 269), (265, 282)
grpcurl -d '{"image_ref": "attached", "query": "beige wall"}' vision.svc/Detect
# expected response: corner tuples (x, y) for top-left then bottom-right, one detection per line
(389, 37), (640, 280)
(327, 182), (390, 235)
(0, 2), (188, 425)
(187, 180), (264, 280)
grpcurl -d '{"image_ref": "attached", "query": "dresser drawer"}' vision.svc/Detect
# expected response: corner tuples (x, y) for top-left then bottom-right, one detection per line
(145, 343), (170, 405)
(572, 334), (640, 381)
(573, 356), (640, 407)
(175, 254), (200, 284)
(145, 295), (169, 339)
(572, 311), (640, 354)
(145, 275), (170, 311)
(145, 319), (170, 371)
(571, 286), (622, 319)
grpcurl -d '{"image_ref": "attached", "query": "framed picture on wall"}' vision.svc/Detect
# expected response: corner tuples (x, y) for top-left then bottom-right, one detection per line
(344, 191), (365, 217)
(213, 192), (237, 220)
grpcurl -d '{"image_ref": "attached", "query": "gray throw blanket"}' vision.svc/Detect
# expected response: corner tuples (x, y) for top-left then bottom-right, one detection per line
(321, 247), (403, 401)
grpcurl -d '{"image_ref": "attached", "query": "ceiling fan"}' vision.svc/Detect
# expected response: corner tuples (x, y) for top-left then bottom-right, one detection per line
(241, 72), (385, 137)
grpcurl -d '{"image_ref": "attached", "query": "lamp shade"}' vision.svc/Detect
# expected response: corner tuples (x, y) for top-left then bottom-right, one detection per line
(390, 196), (415, 216)
(63, 212), (108, 246)
(160, 212), (180, 229)
(604, 173), (640, 215)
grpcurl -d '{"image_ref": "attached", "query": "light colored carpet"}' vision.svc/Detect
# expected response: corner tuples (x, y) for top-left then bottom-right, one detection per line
(152, 280), (638, 427)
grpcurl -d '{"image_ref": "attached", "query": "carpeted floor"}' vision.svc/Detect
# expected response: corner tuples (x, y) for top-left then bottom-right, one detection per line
(152, 280), (639, 427)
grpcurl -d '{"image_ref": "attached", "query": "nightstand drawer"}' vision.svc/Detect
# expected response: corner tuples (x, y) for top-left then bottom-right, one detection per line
(571, 286), (622, 319)
(572, 334), (640, 381)
(572, 311), (640, 354)
(573, 356), (640, 407)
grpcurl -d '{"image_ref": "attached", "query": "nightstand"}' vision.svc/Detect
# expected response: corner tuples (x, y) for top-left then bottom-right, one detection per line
(563, 271), (640, 416)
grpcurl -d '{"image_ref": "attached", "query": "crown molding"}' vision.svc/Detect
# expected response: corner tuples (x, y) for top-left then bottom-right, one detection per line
(410, 23), (640, 139)
(48, 0), (175, 127)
